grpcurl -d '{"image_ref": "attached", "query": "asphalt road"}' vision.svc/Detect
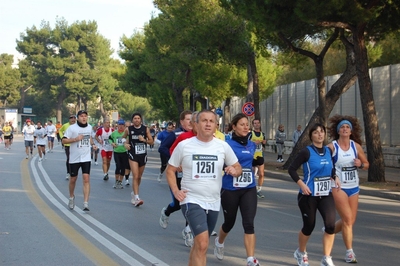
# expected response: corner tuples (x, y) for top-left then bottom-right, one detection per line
(1, 136), (399, 265)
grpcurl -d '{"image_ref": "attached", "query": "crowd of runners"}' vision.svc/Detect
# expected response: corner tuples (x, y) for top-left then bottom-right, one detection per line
(16, 109), (368, 266)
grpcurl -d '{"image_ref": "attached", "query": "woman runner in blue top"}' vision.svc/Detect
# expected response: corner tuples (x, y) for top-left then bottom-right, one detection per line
(289, 123), (340, 266)
(213, 113), (260, 266)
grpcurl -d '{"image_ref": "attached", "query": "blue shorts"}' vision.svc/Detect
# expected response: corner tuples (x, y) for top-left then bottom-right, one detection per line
(181, 203), (219, 237)
(341, 187), (360, 197)
(47, 136), (55, 142)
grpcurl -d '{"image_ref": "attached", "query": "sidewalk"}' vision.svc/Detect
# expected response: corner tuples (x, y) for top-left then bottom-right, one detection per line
(263, 151), (400, 201)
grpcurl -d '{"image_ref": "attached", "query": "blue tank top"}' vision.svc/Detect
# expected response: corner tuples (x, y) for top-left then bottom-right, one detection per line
(222, 139), (256, 190)
(302, 146), (333, 196)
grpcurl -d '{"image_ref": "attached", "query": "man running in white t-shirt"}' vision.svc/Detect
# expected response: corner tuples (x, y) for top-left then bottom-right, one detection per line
(166, 110), (242, 266)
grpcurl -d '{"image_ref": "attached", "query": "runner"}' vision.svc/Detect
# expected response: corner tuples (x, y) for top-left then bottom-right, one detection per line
(95, 119), (114, 180)
(34, 121), (47, 162)
(288, 123), (340, 266)
(22, 119), (35, 159)
(59, 115), (77, 180)
(123, 120), (132, 186)
(149, 124), (156, 151)
(91, 125), (100, 165)
(156, 121), (175, 182)
(55, 121), (62, 145)
(2, 122), (12, 150)
(159, 113), (197, 247)
(213, 113), (260, 266)
(45, 120), (56, 152)
(62, 110), (97, 211)
(248, 119), (267, 198)
(109, 119), (128, 189)
(166, 110), (242, 266)
(122, 112), (154, 207)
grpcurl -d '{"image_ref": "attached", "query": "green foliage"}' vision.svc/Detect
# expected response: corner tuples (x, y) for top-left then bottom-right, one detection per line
(0, 54), (22, 106)
(16, 18), (116, 119)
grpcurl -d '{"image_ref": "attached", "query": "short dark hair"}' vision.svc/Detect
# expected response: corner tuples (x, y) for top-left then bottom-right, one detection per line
(308, 123), (326, 141)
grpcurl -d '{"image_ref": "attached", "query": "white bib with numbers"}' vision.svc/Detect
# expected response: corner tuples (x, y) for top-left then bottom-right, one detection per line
(313, 176), (331, 196)
(135, 143), (146, 154)
(233, 167), (253, 188)
(191, 154), (218, 179)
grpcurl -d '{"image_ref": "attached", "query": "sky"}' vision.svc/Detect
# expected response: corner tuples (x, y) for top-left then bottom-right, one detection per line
(0, 0), (158, 64)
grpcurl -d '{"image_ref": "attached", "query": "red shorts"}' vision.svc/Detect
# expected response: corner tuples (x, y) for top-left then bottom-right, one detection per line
(101, 150), (113, 160)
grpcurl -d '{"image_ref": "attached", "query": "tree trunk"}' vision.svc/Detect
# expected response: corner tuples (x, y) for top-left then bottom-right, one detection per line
(56, 90), (66, 122)
(282, 31), (357, 169)
(223, 97), (231, 127)
(352, 25), (385, 182)
(247, 52), (260, 121)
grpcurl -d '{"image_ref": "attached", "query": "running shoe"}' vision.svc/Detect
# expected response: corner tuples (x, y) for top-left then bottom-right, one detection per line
(321, 255), (335, 266)
(131, 193), (144, 207)
(38, 158), (42, 162)
(257, 191), (265, 198)
(66, 173), (70, 180)
(157, 173), (162, 183)
(26, 155), (29, 159)
(103, 173), (109, 180)
(214, 237), (224, 260)
(159, 207), (169, 229)
(68, 196), (75, 210)
(118, 181), (124, 189)
(95, 161), (98, 165)
(113, 181), (118, 189)
(345, 250), (357, 263)
(183, 230), (194, 247)
(247, 258), (260, 266)
(294, 248), (309, 266)
(125, 179), (130, 186)
(211, 231), (217, 236)
(83, 202), (90, 211)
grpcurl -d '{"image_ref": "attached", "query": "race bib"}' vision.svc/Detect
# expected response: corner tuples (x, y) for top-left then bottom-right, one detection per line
(255, 143), (263, 152)
(104, 139), (110, 146)
(192, 154), (218, 179)
(341, 166), (358, 186)
(116, 137), (125, 146)
(233, 167), (253, 188)
(78, 135), (90, 148)
(313, 176), (331, 196)
(135, 143), (146, 154)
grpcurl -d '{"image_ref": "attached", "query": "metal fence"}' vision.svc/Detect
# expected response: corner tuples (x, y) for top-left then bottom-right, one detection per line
(224, 64), (400, 147)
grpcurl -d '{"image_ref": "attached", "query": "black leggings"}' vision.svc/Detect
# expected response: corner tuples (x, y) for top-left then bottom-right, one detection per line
(297, 193), (336, 236)
(165, 176), (182, 216)
(64, 146), (70, 174)
(159, 153), (170, 174)
(220, 186), (258, 234)
(114, 152), (128, 175)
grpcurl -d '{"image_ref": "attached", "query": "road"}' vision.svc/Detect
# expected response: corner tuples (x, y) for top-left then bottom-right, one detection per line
(1, 136), (399, 265)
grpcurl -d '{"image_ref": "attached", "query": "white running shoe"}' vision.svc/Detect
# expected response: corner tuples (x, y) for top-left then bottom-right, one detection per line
(95, 161), (98, 165)
(211, 231), (217, 236)
(83, 202), (90, 211)
(38, 158), (42, 162)
(184, 231), (193, 247)
(345, 250), (357, 263)
(247, 258), (260, 266)
(157, 173), (162, 182)
(294, 248), (309, 266)
(26, 155), (29, 159)
(66, 173), (70, 180)
(321, 255), (335, 266)
(68, 196), (75, 210)
(131, 193), (143, 207)
(125, 179), (130, 186)
(159, 207), (169, 229)
(214, 237), (224, 260)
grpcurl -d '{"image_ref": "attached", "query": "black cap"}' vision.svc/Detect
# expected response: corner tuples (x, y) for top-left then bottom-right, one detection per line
(77, 110), (88, 116)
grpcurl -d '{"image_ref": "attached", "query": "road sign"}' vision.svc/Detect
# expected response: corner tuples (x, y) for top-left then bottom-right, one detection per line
(242, 102), (255, 116)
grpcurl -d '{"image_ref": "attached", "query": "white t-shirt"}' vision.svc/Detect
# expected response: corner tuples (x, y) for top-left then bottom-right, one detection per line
(34, 127), (47, 146)
(64, 124), (93, 163)
(23, 125), (36, 141)
(46, 124), (56, 138)
(168, 137), (238, 211)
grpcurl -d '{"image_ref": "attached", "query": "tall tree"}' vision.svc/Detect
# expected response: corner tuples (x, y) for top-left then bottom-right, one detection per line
(0, 54), (22, 108)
